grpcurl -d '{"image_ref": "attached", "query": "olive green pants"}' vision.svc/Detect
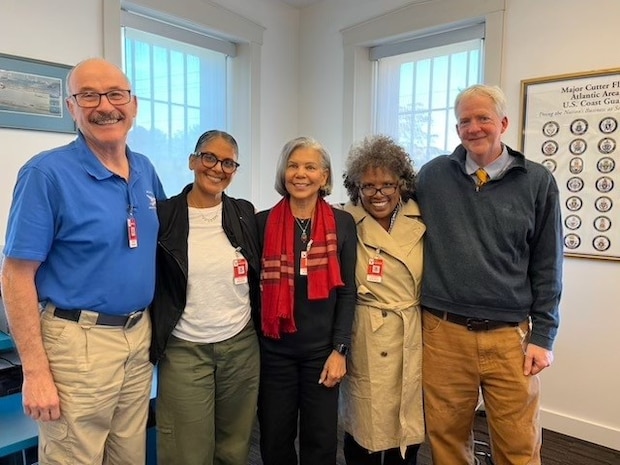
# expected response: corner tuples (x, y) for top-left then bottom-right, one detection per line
(156, 321), (260, 465)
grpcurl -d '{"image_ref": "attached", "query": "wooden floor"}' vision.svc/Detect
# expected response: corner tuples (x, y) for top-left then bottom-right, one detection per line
(248, 412), (620, 464)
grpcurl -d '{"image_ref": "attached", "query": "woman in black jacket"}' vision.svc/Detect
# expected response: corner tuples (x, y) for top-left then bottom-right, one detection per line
(150, 130), (261, 465)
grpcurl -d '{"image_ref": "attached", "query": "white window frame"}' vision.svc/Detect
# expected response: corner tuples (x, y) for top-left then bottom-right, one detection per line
(373, 25), (484, 166)
(340, 0), (506, 157)
(103, 0), (264, 200)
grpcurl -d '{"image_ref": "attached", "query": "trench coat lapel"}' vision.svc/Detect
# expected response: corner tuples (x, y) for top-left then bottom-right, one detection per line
(346, 200), (425, 284)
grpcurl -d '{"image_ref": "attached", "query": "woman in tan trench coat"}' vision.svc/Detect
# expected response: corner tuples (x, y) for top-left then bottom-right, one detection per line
(340, 135), (425, 465)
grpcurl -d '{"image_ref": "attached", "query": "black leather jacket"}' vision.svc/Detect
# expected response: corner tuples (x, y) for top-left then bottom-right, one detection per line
(150, 184), (261, 364)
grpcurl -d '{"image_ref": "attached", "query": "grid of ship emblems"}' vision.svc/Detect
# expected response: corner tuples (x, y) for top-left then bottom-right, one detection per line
(539, 116), (618, 257)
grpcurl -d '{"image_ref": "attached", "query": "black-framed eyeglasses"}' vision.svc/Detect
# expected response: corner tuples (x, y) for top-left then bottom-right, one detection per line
(359, 184), (398, 197)
(70, 90), (132, 108)
(193, 151), (240, 174)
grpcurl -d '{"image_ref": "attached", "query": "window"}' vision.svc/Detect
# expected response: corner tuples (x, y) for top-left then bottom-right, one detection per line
(341, 0), (505, 183)
(104, 3), (263, 200)
(373, 27), (483, 167)
(122, 13), (234, 195)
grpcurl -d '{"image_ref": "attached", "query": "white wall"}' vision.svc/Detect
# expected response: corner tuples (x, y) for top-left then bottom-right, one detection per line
(0, 0), (102, 242)
(0, 0), (298, 239)
(503, 0), (620, 449)
(298, 0), (620, 451)
(1, 0), (619, 452)
(210, 0), (302, 209)
(298, 0), (415, 203)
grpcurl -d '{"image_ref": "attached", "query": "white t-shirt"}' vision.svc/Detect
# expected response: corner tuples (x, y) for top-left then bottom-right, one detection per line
(172, 203), (251, 343)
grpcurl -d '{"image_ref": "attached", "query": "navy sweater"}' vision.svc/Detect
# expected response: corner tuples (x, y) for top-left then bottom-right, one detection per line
(416, 144), (563, 350)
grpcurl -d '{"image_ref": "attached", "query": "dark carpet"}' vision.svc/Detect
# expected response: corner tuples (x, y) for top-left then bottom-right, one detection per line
(248, 412), (620, 465)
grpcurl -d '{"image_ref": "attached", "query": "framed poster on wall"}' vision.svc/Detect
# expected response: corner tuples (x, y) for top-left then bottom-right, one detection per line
(520, 68), (620, 261)
(0, 53), (75, 133)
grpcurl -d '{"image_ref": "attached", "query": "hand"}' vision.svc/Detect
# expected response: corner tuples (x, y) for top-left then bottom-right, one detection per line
(1, 258), (59, 421)
(523, 343), (554, 376)
(22, 370), (61, 421)
(318, 350), (347, 388)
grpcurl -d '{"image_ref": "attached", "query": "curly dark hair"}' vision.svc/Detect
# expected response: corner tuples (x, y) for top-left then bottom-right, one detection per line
(343, 134), (416, 204)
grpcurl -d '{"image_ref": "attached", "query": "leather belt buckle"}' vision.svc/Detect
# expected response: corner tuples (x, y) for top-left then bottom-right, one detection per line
(124, 311), (143, 330)
(466, 318), (490, 332)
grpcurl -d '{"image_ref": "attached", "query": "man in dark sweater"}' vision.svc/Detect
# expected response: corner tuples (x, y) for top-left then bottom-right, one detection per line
(416, 84), (563, 465)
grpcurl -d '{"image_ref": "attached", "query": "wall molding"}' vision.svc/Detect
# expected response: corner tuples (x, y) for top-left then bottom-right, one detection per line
(541, 408), (620, 451)
(340, 0), (506, 157)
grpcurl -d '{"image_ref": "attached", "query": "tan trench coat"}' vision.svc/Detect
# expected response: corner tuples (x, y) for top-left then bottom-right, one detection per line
(340, 199), (425, 455)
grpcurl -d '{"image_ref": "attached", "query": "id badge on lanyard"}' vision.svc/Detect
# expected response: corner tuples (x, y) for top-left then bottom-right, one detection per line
(300, 239), (313, 276)
(127, 210), (138, 249)
(367, 249), (384, 283)
(233, 247), (248, 285)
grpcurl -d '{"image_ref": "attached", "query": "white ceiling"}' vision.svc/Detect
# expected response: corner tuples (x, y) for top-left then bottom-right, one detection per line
(279, 0), (323, 8)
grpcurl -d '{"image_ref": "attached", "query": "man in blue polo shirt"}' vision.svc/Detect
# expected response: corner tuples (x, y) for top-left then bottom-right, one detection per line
(1, 58), (165, 464)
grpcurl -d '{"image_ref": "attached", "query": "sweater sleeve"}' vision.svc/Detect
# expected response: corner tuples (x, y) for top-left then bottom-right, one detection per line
(332, 209), (358, 346)
(528, 167), (563, 350)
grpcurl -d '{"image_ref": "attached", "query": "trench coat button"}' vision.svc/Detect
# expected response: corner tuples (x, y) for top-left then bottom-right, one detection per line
(382, 310), (387, 317)
(380, 351), (388, 357)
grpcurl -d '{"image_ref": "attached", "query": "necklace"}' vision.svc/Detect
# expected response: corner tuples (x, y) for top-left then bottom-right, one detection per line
(388, 202), (401, 234)
(294, 217), (311, 243)
(189, 207), (220, 223)
(188, 200), (222, 223)
(197, 210), (220, 223)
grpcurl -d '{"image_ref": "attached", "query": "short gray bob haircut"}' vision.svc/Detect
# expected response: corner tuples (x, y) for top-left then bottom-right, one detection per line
(274, 136), (333, 197)
(454, 84), (507, 119)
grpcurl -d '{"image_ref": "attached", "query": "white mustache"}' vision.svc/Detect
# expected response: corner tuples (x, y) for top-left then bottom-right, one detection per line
(90, 113), (124, 124)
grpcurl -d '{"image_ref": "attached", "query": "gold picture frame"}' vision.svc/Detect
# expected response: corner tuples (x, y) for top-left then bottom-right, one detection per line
(520, 68), (620, 260)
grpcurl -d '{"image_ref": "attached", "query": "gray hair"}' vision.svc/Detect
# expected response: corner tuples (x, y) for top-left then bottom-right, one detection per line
(343, 134), (416, 204)
(274, 136), (333, 197)
(454, 84), (507, 119)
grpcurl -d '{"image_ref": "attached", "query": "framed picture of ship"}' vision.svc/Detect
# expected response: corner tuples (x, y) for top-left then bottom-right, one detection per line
(0, 53), (75, 133)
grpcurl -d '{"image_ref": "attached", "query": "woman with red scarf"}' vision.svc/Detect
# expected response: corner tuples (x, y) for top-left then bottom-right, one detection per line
(257, 136), (357, 465)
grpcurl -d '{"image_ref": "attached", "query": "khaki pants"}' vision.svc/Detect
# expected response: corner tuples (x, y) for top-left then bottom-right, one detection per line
(39, 309), (152, 465)
(422, 311), (541, 465)
(156, 322), (260, 465)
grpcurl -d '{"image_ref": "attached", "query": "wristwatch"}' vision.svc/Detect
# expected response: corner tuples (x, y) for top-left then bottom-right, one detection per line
(334, 343), (349, 357)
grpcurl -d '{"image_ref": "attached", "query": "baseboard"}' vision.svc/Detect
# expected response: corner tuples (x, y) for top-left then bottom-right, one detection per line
(541, 409), (620, 452)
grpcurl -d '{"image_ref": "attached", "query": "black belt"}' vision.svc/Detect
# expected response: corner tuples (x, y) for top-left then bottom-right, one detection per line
(424, 307), (519, 332)
(53, 307), (145, 330)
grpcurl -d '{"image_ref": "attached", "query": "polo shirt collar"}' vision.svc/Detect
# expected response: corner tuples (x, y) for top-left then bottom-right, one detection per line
(75, 131), (139, 181)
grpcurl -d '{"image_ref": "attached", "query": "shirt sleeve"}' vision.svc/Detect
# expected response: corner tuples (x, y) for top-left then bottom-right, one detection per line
(4, 166), (57, 262)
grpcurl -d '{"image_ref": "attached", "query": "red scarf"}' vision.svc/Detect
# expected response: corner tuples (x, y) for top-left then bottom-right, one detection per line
(261, 197), (344, 339)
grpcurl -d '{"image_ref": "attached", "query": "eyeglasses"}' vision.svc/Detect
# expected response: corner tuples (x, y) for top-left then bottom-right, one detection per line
(70, 90), (132, 108)
(359, 184), (398, 197)
(193, 151), (240, 174)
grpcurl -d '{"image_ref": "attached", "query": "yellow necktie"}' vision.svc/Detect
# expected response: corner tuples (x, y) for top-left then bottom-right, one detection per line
(475, 168), (490, 187)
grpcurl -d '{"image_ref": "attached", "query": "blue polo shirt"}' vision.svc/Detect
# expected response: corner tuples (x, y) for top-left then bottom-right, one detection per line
(4, 132), (166, 315)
